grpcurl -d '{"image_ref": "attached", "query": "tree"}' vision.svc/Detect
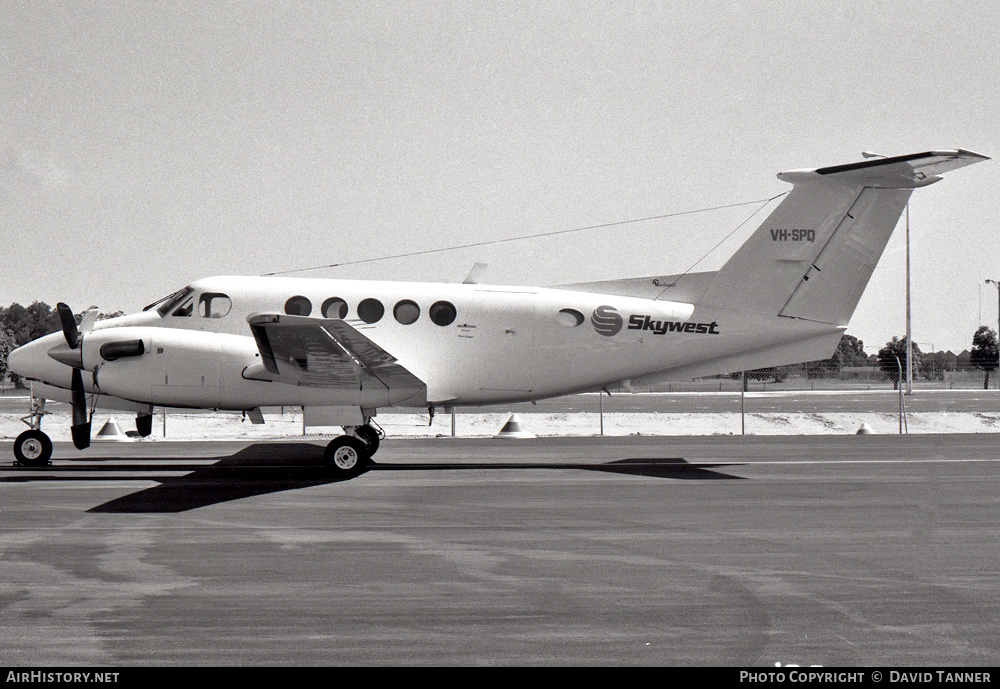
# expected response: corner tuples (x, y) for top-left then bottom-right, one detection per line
(97, 310), (125, 321)
(835, 334), (869, 367)
(0, 327), (16, 386)
(0, 302), (60, 347)
(0, 302), (61, 389)
(877, 336), (922, 390)
(806, 334), (869, 378)
(969, 326), (998, 389)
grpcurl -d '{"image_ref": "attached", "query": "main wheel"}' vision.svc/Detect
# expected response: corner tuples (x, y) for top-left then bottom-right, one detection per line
(323, 436), (370, 476)
(354, 424), (381, 456)
(14, 430), (53, 467)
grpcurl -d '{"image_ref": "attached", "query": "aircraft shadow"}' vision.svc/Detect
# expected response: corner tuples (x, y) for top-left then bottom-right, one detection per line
(2, 443), (744, 513)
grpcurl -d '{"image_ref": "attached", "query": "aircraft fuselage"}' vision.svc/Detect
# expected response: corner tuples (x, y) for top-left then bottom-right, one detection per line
(11, 274), (839, 412)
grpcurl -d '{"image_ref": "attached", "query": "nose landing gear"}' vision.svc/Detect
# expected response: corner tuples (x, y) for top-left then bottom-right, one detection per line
(13, 397), (52, 467)
(14, 430), (53, 467)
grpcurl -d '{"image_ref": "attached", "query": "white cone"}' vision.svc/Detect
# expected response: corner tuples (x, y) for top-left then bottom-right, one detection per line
(496, 413), (534, 438)
(94, 417), (130, 442)
(856, 423), (874, 435)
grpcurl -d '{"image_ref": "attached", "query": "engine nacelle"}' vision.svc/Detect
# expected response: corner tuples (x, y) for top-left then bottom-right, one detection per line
(85, 327), (258, 408)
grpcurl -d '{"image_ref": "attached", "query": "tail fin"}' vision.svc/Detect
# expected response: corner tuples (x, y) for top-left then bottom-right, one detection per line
(699, 149), (989, 324)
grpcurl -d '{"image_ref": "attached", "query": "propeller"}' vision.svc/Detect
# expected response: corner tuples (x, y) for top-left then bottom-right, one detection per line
(55, 303), (91, 450)
(51, 303), (141, 449)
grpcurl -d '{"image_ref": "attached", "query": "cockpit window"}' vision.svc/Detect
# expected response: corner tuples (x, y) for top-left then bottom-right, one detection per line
(152, 287), (194, 317)
(171, 294), (195, 317)
(199, 293), (232, 318)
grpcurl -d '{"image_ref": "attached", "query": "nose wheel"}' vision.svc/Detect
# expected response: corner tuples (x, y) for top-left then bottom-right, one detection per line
(13, 430), (53, 467)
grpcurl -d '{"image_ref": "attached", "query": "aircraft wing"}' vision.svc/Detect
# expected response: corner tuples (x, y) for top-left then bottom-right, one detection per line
(247, 313), (426, 396)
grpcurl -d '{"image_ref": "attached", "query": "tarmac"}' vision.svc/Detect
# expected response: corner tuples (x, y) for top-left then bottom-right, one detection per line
(2, 434), (999, 666)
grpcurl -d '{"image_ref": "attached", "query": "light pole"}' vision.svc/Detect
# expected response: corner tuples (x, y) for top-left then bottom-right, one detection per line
(904, 201), (913, 394)
(863, 152), (913, 393)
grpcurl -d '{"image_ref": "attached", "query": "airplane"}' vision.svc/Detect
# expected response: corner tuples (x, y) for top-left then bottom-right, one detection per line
(7, 149), (988, 474)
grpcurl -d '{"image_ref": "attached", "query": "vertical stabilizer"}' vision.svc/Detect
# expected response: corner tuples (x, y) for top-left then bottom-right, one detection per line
(698, 150), (989, 324)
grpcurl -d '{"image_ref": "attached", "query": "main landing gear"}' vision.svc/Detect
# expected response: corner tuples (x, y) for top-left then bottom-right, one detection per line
(13, 397), (52, 467)
(323, 422), (383, 477)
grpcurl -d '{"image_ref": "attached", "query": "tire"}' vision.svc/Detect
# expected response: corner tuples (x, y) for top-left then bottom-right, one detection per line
(14, 430), (53, 467)
(354, 425), (380, 456)
(323, 436), (370, 476)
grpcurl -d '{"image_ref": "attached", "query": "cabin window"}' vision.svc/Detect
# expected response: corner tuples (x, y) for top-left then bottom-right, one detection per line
(284, 296), (312, 316)
(357, 298), (384, 324)
(199, 293), (232, 319)
(556, 308), (585, 327)
(393, 300), (420, 325)
(322, 297), (348, 319)
(429, 301), (457, 326)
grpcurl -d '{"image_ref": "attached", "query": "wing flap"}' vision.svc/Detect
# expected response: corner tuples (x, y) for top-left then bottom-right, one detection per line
(247, 314), (426, 395)
(324, 319), (426, 390)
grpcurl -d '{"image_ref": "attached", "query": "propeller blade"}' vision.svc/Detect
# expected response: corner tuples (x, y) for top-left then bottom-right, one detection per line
(70, 367), (91, 450)
(79, 306), (99, 334)
(56, 302), (79, 349)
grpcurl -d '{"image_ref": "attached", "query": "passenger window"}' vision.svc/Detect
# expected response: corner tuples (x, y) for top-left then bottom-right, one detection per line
(199, 293), (232, 319)
(394, 300), (420, 325)
(357, 298), (384, 324)
(322, 297), (348, 319)
(556, 308), (584, 327)
(429, 301), (457, 326)
(284, 296), (312, 316)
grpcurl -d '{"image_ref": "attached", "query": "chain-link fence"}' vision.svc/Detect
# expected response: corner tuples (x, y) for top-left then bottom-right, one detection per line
(4, 369), (1000, 440)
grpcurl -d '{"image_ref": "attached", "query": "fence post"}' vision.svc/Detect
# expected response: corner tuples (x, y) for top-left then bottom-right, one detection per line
(599, 390), (604, 436)
(740, 371), (746, 435)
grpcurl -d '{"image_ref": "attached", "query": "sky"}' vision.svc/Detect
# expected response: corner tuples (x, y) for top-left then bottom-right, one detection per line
(2, 0), (998, 354)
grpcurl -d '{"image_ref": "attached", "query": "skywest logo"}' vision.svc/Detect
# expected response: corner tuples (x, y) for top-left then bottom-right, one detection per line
(628, 315), (720, 335)
(591, 306), (720, 336)
(591, 305), (623, 336)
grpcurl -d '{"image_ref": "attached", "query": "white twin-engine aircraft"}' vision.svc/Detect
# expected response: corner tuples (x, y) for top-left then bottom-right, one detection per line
(8, 149), (988, 473)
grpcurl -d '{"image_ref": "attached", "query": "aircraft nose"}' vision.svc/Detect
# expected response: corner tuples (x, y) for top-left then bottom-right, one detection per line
(7, 339), (38, 377)
(7, 333), (73, 386)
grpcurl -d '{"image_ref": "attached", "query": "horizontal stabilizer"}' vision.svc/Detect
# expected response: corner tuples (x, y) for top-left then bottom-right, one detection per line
(807, 149), (989, 186)
(699, 149), (989, 323)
